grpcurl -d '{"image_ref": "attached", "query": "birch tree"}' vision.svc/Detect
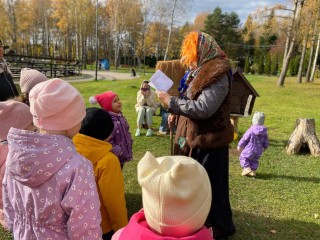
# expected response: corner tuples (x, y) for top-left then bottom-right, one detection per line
(106, 0), (143, 68)
(296, 0), (318, 83)
(277, 0), (305, 86)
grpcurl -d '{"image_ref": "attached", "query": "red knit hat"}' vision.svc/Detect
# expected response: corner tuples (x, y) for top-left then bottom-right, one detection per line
(89, 91), (117, 112)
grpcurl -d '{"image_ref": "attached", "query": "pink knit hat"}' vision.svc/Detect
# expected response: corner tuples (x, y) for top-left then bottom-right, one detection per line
(0, 100), (33, 141)
(138, 152), (212, 238)
(29, 78), (86, 131)
(89, 91), (117, 112)
(19, 68), (48, 93)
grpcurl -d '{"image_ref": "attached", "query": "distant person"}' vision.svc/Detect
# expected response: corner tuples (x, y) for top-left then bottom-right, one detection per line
(3, 78), (103, 239)
(19, 68), (48, 105)
(111, 152), (213, 240)
(134, 80), (158, 137)
(0, 100), (34, 229)
(237, 112), (269, 177)
(89, 91), (133, 168)
(73, 107), (128, 240)
(131, 68), (136, 78)
(0, 39), (19, 101)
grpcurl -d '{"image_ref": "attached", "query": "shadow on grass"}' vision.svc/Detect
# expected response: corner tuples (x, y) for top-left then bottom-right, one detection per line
(231, 210), (320, 240)
(268, 139), (288, 148)
(124, 194), (320, 240)
(255, 173), (320, 183)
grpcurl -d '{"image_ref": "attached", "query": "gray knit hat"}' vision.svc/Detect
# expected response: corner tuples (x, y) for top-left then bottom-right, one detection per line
(19, 68), (48, 93)
(252, 112), (265, 125)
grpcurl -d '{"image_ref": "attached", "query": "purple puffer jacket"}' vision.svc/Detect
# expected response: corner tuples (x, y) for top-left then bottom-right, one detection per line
(109, 112), (133, 165)
(238, 125), (269, 158)
(3, 128), (102, 240)
(0, 141), (8, 229)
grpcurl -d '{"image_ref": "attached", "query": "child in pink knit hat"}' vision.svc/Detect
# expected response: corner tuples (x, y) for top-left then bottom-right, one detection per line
(0, 100), (34, 229)
(19, 68), (48, 105)
(90, 91), (133, 168)
(3, 79), (103, 240)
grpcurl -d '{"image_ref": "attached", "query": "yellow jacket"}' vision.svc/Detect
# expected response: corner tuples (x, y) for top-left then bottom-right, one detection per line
(73, 133), (128, 234)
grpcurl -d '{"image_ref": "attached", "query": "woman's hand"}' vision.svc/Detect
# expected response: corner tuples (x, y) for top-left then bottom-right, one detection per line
(141, 89), (150, 98)
(168, 114), (176, 129)
(237, 146), (243, 153)
(156, 90), (171, 106)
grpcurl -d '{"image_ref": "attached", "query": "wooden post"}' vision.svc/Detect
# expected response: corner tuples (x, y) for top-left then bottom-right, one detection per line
(230, 115), (239, 140)
(286, 118), (320, 157)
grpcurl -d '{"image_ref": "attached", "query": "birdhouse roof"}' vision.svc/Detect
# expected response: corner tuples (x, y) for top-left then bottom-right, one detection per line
(232, 70), (260, 97)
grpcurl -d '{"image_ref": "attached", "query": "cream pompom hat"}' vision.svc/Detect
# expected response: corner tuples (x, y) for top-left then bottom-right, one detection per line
(138, 151), (212, 238)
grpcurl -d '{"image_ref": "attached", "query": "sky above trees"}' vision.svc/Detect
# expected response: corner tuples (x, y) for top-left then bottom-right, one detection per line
(187, 0), (287, 25)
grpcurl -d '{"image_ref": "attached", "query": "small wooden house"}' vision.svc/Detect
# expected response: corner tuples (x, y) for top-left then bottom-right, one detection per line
(230, 70), (259, 117)
(230, 70), (260, 136)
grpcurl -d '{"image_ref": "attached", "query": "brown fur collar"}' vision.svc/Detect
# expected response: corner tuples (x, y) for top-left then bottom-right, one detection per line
(189, 58), (231, 99)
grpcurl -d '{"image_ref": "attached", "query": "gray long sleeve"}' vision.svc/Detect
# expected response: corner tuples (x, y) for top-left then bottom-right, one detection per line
(169, 73), (229, 120)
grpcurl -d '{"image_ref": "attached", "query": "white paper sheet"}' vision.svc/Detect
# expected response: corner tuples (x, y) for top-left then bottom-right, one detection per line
(148, 70), (173, 92)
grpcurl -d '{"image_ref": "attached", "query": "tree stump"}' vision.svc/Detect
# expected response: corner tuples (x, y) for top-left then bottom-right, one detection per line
(286, 118), (320, 157)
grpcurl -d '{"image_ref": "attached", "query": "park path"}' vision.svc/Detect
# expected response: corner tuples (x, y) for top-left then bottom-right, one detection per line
(13, 70), (138, 83)
(72, 70), (136, 82)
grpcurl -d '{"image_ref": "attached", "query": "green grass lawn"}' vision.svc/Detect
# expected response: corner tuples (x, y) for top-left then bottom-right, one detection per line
(1, 74), (320, 239)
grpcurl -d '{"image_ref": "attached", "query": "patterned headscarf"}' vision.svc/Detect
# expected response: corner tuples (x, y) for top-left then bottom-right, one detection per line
(196, 31), (227, 67)
(179, 31), (228, 94)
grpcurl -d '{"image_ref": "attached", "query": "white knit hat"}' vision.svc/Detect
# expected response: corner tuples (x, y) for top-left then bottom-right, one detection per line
(252, 111), (265, 125)
(138, 151), (212, 238)
(19, 68), (48, 93)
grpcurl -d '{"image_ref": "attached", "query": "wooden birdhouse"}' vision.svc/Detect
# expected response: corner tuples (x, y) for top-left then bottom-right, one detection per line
(230, 70), (259, 116)
(230, 70), (260, 136)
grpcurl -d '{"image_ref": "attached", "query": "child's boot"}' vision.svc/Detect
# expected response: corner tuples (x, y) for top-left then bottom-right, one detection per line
(146, 129), (153, 136)
(241, 167), (252, 176)
(135, 129), (141, 137)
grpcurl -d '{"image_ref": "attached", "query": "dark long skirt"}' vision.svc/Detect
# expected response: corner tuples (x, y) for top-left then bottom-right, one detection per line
(0, 73), (19, 101)
(191, 146), (235, 238)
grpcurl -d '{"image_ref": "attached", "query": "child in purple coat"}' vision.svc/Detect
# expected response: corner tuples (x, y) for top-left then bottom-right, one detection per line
(89, 91), (133, 168)
(237, 112), (269, 177)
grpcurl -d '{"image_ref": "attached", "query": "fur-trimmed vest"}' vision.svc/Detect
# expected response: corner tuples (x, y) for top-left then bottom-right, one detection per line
(174, 59), (234, 155)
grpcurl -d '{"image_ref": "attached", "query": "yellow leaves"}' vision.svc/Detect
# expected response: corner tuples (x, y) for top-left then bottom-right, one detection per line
(193, 12), (209, 31)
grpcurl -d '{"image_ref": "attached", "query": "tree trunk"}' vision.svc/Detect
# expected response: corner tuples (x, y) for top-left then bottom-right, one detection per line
(277, 37), (295, 86)
(286, 118), (320, 157)
(305, 11), (318, 82)
(277, 0), (302, 86)
(310, 32), (320, 82)
(296, 35), (307, 83)
(164, 0), (177, 61)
